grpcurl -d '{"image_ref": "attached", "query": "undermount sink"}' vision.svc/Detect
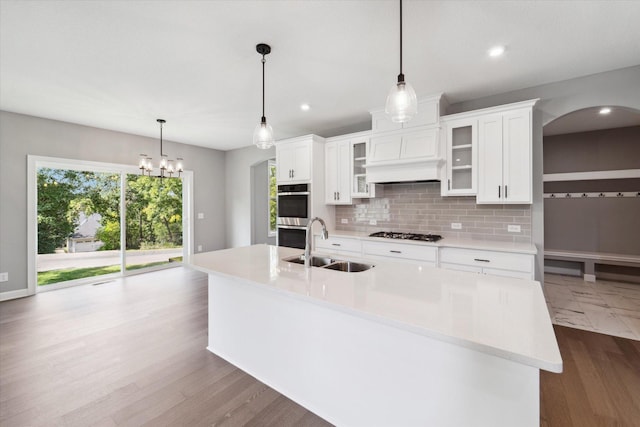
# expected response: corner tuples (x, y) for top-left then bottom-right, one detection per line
(323, 261), (374, 273)
(283, 254), (336, 267)
(283, 254), (374, 273)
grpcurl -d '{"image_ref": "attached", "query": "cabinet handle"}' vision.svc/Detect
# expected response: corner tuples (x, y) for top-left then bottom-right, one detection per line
(498, 186), (501, 198)
(337, 191), (340, 200)
(289, 169), (292, 178)
(474, 258), (490, 263)
(448, 179), (451, 190)
(505, 185), (508, 199)
(366, 184), (369, 192)
(332, 243), (341, 247)
(292, 169), (294, 178)
(390, 250), (402, 254)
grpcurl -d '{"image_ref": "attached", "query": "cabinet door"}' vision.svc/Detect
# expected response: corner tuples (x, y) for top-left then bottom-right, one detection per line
(277, 146), (295, 182)
(352, 140), (375, 198)
(401, 128), (438, 160)
(291, 143), (311, 181)
(325, 142), (339, 203)
(477, 114), (504, 203)
(502, 109), (532, 203)
(368, 134), (402, 163)
(336, 141), (352, 204)
(443, 118), (477, 196)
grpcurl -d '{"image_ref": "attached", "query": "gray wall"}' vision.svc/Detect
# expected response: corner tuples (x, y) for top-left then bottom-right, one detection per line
(251, 160), (276, 245)
(448, 65), (640, 281)
(0, 111), (226, 294)
(224, 145), (276, 248)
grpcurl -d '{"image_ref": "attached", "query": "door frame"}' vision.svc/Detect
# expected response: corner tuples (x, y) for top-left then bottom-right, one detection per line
(27, 155), (194, 294)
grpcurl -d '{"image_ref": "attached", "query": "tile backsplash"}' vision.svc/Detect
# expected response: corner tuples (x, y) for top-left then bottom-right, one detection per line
(335, 182), (532, 243)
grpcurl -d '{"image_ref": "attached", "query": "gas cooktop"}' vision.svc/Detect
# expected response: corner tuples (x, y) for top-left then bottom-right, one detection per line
(368, 231), (443, 242)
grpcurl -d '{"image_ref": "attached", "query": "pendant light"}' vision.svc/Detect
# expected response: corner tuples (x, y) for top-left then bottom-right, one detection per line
(385, 0), (417, 123)
(138, 119), (184, 178)
(253, 43), (274, 149)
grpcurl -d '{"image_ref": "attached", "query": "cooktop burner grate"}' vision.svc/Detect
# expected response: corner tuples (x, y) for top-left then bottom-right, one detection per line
(368, 231), (443, 242)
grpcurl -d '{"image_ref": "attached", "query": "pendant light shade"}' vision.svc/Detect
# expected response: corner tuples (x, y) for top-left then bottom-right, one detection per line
(253, 43), (274, 149)
(385, 0), (417, 123)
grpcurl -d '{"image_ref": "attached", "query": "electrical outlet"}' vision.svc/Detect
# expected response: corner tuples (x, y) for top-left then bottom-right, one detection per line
(0, 272), (7, 282)
(451, 223), (462, 230)
(508, 224), (521, 233)
(341, 218), (348, 224)
(197, 245), (203, 252)
(369, 219), (377, 225)
(197, 212), (205, 219)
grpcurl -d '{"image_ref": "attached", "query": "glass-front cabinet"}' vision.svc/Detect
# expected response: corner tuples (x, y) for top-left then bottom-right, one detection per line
(442, 117), (477, 196)
(351, 139), (376, 198)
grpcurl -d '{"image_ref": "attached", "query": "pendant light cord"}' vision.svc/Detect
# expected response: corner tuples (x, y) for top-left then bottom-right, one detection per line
(261, 56), (266, 121)
(399, 0), (403, 77)
(159, 121), (163, 156)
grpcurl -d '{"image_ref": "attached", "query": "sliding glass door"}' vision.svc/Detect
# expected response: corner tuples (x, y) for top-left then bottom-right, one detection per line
(30, 156), (191, 292)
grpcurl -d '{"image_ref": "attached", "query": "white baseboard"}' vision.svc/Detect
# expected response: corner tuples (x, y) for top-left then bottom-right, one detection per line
(583, 274), (596, 283)
(0, 288), (30, 302)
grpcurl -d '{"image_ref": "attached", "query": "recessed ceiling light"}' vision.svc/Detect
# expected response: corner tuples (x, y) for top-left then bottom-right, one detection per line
(599, 107), (611, 115)
(300, 103), (310, 111)
(488, 45), (505, 58)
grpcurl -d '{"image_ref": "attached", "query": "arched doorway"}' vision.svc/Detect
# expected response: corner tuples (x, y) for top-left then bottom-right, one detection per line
(541, 105), (640, 338)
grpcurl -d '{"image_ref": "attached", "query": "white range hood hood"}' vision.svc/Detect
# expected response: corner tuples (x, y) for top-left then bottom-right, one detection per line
(365, 158), (443, 184)
(364, 126), (443, 184)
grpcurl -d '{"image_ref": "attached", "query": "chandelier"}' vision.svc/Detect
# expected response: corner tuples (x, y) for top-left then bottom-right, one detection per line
(139, 119), (183, 177)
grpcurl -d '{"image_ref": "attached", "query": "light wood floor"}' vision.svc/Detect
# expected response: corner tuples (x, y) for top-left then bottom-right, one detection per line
(1, 267), (639, 426)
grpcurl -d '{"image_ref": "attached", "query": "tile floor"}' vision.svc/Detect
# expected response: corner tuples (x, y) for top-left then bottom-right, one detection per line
(544, 273), (640, 340)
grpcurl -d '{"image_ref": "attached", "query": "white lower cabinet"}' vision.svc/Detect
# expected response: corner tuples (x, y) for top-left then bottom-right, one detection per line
(363, 241), (437, 266)
(439, 247), (534, 280)
(315, 236), (362, 256)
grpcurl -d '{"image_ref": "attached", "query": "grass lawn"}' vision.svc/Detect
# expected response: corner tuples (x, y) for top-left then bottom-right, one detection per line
(38, 260), (180, 286)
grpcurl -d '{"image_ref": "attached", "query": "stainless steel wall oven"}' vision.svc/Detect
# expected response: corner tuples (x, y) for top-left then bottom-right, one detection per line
(277, 183), (310, 249)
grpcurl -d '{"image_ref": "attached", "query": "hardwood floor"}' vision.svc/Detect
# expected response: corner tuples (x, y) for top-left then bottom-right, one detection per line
(540, 325), (640, 427)
(1, 267), (639, 426)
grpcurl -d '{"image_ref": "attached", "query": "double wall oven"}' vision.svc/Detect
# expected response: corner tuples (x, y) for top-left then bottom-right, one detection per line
(277, 183), (310, 249)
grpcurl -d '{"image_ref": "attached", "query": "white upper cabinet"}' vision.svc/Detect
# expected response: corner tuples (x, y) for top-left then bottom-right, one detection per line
(477, 102), (536, 204)
(325, 138), (352, 205)
(351, 139), (376, 198)
(441, 117), (477, 196)
(276, 139), (312, 183)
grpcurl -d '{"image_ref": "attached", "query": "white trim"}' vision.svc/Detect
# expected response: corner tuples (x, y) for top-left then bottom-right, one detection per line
(543, 169), (640, 182)
(0, 289), (30, 302)
(27, 155), (193, 292)
(441, 98), (539, 122)
(584, 274), (596, 283)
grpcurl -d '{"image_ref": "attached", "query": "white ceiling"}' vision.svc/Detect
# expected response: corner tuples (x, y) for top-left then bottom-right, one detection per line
(2, 1), (640, 151)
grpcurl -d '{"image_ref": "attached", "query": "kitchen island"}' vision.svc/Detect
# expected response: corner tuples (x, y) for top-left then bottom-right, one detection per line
(190, 244), (562, 427)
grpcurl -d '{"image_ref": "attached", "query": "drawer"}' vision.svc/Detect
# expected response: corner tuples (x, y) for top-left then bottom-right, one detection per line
(363, 241), (437, 262)
(439, 248), (533, 273)
(315, 236), (362, 254)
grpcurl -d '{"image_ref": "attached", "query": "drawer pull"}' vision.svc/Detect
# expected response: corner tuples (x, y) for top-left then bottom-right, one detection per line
(474, 258), (490, 263)
(332, 243), (341, 247)
(390, 250), (402, 254)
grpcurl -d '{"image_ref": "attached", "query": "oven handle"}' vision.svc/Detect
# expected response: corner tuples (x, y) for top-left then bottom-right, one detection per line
(277, 225), (307, 230)
(277, 192), (310, 196)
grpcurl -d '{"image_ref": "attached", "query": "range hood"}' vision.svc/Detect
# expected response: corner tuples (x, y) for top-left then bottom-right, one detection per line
(365, 158), (443, 184)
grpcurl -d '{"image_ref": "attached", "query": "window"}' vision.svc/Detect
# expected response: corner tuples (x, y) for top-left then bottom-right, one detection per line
(268, 160), (277, 236)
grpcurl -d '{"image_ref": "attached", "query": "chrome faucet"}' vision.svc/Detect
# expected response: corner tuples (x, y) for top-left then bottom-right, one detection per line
(304, 217), (328, 268)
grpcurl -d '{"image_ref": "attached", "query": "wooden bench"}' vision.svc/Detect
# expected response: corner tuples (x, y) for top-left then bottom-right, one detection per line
(544, 249), (640, 282)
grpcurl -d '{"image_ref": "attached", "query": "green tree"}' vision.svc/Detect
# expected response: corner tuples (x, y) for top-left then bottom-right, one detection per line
(37, 169), (76, 253)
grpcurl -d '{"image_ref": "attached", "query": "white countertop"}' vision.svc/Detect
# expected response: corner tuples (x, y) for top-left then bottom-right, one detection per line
(324, 230), (538, 254)
(190, 244), (561, 373)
